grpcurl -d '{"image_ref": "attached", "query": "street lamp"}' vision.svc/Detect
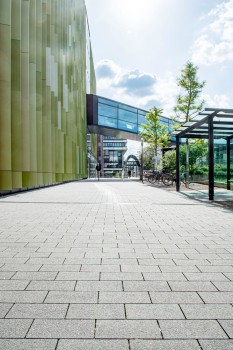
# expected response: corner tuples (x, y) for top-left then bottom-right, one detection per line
(141, 137), (144, 183)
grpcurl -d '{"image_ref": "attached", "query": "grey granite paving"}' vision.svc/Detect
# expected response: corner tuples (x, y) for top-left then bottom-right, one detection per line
(0, 180), (233, 346)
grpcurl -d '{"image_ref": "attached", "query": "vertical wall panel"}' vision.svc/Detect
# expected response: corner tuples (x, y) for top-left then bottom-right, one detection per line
(0, 0), (96, 192)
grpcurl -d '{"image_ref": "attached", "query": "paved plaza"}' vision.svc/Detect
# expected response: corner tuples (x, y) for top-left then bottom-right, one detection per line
(0, 179), (233, 349)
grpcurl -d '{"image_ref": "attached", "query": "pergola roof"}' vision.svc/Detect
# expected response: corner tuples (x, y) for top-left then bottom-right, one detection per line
(171, 108), (233, 140)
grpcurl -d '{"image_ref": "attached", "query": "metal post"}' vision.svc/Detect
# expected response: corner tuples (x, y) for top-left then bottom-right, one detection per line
(176, 137), (180, 192)
(141, 138), (144, 183)
(208, 117), (214, 200)
(227, 138), (231, 190)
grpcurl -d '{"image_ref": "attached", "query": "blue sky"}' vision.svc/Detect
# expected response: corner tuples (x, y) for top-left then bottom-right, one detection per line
(85, 0), (233, 117)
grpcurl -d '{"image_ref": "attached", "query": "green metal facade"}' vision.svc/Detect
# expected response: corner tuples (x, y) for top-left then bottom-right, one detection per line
(0, 0), (96, 191)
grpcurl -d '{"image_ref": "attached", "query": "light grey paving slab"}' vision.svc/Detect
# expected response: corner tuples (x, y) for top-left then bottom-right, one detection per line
(197, 266), (233, 273)
(40, 264), (81, 272)
(99, 291), (151, 303)
(57, 339), (129, 350)
(199, 292), (233, 303)
(0, 319), (32, 338)
(143, 272), (186, 281)
(27, 281), (76, 291)
(218, 320), (233, 337)
(199, 340), (233, 350)
(126, 304), (184, 319)
(159, 265), (199, 272)
(0, 280), (29, 291)
(121, 265), (160, 272)
(56, 272), (100, 280)
(0, 339), (57, 350)
(45, 291), (98, 303)
(130, 340), (201, 350)
(0, 272), (15, 279)
(12, 271), (57, 280)
(213, 281), (233, 291)
(75, 281), (122, 291)
(184, 273), (228, 281)
(181, 304), (233, 319)
(81, 265), (120, 272)
(101, 259), (138, 265)
(27, 319), (95, 338)
(26, 258), (65, 265)
(159, 320), (227, 339)
(6, 303), (68, 319)
(0, 291), (47, 303)
(64, 259), (101, 265)
(0, 264), (42, 272)
(150, 291), (203, 303)
(169, 281), (218, 291)
(123, 281), (170, 291)
(138, 259), (175, 266)
(66, 304), (125, 319)
(95, 320), (161, 339)
(0, 304), (12, 318)
(101, 272), (143, 280)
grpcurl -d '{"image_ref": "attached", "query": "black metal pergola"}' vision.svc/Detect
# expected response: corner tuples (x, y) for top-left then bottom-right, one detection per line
(171, 108), (233, 200)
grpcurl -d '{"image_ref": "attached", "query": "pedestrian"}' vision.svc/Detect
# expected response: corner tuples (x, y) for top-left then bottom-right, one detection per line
(121, 169), (124, 181)
(96, 163), (101, 181)
(128, 170), (131, 178)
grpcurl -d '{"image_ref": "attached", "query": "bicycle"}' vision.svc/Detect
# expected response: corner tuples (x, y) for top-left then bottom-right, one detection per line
(147, 168), (174, 186)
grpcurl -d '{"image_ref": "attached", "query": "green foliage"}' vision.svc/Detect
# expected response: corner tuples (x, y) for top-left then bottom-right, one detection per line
(140, 107), (169, 156)
(138, 145), (155, 170)
(179, 140), (208, 172)
(162, 150), (176, 171)
(174, 61), (206, 122)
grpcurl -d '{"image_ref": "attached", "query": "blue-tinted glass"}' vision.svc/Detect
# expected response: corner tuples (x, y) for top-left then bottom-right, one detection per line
(99, 115), (117, 128)
(118, 119), (138, 133)
(138, 109), (147, 116)
(118, 109), (137, 124)
(138, 114), (147, 125)
(118, 104), (137, 113)
(98, 98), (118, 107)
(98, 103), (117, 119)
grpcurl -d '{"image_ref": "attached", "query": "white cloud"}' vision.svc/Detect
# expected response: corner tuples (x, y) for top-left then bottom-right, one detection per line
(202, 93), (231, 108)
(192, 0), (233, 65)
(95, 59), (179, 116)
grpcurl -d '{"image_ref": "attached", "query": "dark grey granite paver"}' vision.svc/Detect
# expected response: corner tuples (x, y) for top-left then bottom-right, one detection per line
(159, 320), (227, 339)
(199, 340), (233, 350)
(57, 339), (129, 350)
(27, 319), (95, 338)
(95, 320), (161, 338)
(0, 339), (57, 350)
(130, 339), (201, 350)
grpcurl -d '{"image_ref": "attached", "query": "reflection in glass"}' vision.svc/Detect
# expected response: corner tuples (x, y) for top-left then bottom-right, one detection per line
(118, 119), (137, 132)
(98, 103), (117, 118)
(99, 116), (117, 128)
(118, 109), (137, 124)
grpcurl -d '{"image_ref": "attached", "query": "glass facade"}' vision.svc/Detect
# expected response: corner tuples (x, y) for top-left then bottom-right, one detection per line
(97, 96), (174, 136)
(0, 0), (96, 192)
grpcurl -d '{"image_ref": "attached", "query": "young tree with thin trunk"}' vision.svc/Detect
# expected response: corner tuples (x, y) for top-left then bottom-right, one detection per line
(140, 107), (169, 169)
(174, 61), (205, 187)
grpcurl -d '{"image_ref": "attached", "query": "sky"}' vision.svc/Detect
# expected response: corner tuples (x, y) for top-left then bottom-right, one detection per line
(85, 0), (233, 155)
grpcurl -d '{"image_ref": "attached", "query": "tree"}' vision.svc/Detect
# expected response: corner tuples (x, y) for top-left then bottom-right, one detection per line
(140, 107), (169, 169)
(174, 61), (205, 186)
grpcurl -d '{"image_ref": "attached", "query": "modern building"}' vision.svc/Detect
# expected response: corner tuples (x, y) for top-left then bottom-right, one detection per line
(0, 0), (176, 193)
(0, 0), (96, 193)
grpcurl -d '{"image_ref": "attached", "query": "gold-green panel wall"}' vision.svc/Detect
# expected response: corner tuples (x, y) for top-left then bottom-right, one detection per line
(0, 0), (95, 191)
